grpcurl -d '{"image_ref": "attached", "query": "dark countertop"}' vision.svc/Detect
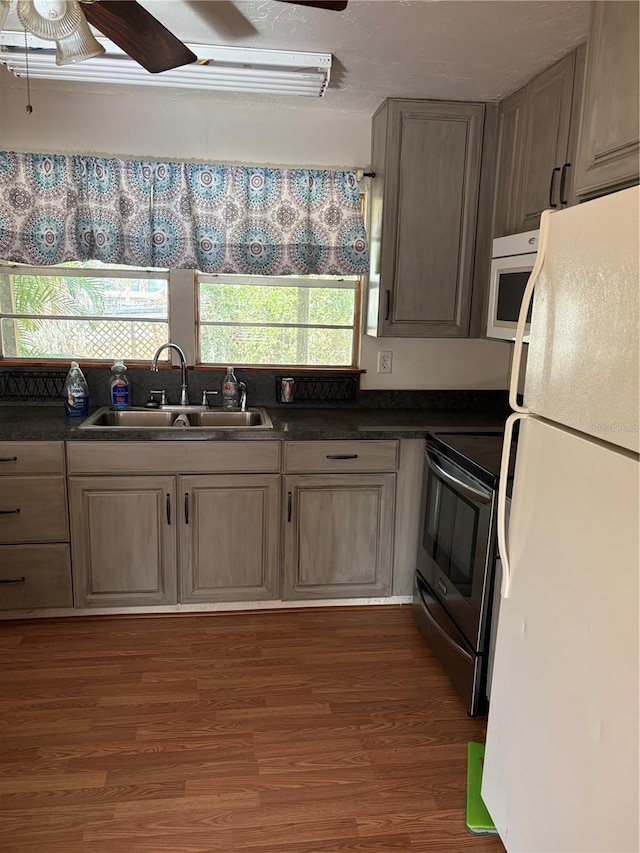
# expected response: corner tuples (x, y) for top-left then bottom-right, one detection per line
(0, 404), (507, 442)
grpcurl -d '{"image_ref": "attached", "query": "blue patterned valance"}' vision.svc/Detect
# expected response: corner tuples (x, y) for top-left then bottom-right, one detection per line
(0, 151), (369, 275)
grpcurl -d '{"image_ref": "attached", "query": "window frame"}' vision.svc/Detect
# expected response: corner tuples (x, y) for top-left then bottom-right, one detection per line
(0, 264), (363, 370)
(195, 272), (362, 370)
(0, 262), (172, 365)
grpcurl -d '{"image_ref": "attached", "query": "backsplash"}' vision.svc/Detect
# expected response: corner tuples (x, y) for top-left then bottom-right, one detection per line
(0, 366), (509, 412)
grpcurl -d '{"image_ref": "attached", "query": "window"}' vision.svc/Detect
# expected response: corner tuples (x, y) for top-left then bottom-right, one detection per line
(0, 263), (169, 362)
(198, 274), (360, 367)
(0, 263), (362, 368)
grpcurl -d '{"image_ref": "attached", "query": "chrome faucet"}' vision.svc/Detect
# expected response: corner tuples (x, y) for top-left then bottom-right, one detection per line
(151, 343), (189, 406)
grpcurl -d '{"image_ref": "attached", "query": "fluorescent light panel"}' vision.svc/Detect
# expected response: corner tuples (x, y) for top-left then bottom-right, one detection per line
(0, 32), (332, 96)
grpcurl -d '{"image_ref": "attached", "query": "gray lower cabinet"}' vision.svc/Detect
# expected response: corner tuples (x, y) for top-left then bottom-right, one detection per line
(69, 476), (177, 607)
(179, 474), (280, 602)
(573, 1), (640, 199)
(366, 98), (485, 337)
(283, 473), (396, 599)
(0, 441), (71, 611)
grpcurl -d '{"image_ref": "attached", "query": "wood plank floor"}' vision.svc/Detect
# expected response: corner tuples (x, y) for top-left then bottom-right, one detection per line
(0, 607), (505, 853)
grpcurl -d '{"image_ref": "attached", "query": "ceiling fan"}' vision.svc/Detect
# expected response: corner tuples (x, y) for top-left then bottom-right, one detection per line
(0, 0), (348, 74)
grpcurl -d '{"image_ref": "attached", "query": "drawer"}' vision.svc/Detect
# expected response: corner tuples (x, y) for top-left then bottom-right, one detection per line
(0, 544), (72, 609)
(284, 441), (398, 473)
(67, 441), (281, 475)
(0, 477), (68, 543)
(0, 442), (65, 475)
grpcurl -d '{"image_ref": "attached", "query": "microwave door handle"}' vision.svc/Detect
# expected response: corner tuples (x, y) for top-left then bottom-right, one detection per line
(509, 209), (552, 415)
(426, 452), (492, 504)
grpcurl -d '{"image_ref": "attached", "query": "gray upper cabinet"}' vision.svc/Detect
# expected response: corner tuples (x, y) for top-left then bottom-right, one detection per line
(492, 86), (528, 239)
(366, 99), (485, 337)
(517, 52), (576, 231)
(493, 47), (585, 237)
(573, 1), (640, 199)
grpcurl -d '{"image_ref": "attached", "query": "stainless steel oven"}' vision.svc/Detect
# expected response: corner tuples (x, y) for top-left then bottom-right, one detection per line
(414, 434), (501, 716)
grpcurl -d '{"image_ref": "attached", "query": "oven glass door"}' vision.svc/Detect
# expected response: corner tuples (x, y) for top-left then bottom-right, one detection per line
(417, 446), (495, 650)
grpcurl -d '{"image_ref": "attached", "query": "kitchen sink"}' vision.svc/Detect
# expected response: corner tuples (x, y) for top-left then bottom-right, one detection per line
(79, 406), (273, 430)
(189, 410), (266, 427)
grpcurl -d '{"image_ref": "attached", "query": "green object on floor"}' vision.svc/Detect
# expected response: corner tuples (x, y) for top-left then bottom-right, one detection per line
(466, 741), (498, 835)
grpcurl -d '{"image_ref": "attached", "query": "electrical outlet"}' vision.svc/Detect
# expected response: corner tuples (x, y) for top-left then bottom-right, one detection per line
(377, 350), (393, 374)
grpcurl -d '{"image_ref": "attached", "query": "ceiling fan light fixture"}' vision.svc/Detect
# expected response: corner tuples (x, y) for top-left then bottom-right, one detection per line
(0, 0), (9, 33)
(0, 33), (332, 97)
(55, 11), (104, 64)
(16, 0), (82, 40)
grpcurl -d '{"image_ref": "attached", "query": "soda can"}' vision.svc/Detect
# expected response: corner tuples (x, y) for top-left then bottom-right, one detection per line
(280, 377), (295, 403)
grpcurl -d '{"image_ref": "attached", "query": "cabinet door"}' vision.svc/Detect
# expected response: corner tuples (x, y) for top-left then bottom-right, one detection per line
(516, 52), (575, 232)
(370, 99), (484, 337)
(69, 476), (177, 607)
(180, 475), (280, 602)
(493, 87), (528, 238)
(284, 473), (395, 599)
(573, 1), (640, 198)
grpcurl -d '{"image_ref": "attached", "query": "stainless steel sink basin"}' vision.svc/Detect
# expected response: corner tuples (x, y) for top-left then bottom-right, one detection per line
(86, 409), (178, 428)
(79, 406), (273, 430)
(189, 410), (265, 427)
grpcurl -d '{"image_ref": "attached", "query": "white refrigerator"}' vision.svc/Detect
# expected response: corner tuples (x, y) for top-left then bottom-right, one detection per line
(481, 186), (639, 853)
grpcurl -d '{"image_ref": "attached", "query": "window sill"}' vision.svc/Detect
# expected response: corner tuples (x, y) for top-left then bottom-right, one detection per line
(0, 359), (365, 374)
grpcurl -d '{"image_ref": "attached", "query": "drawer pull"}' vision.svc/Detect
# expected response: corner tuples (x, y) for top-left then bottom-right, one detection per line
(326, 454), (359, 460)
(0, 457), (18, 463)
(0, 508), (20, 515)
(0, 576), (26, 584)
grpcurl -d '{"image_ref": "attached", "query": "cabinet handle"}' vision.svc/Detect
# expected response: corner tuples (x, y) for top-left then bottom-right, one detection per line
(166, 493), (171, 525)
(0, 576), (26, 584)
(548, 166), (561, 208)
(287, 491), (292, 523)
(559, 162), (571, 206)
(0, 508), (20, 515)
(384, 289), (391, 321)
(326, 454), (359, 460)
(0, 457), (18, 463)
(184, 492), (189, 525)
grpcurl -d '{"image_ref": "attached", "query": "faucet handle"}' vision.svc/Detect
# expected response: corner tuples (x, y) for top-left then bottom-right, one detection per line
(201, 390), (219, 408)
(148, 389), (167, 407)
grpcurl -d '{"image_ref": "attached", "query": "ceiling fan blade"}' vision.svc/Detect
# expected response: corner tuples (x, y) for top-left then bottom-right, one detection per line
(276, 1), (348, 10)
(80, 1), (197, 73)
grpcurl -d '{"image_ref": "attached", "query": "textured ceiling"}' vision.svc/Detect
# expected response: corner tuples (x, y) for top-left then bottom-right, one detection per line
(1, 0), (592, 114)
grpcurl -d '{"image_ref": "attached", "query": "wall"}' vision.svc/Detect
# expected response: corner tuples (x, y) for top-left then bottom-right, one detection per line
(0, 77), (511, 389)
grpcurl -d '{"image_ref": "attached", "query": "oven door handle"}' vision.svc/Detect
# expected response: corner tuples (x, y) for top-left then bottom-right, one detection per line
(426, 451), (492, 504)
(416, 581), (474, 663)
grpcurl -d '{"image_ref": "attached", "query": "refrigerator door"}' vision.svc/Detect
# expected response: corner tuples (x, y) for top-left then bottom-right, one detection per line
(482, 416), (639, 853)
(524, 185), (639, 453)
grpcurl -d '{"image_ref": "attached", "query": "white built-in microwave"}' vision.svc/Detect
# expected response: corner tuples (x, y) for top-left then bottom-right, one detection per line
(486, 229), (539, 341)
